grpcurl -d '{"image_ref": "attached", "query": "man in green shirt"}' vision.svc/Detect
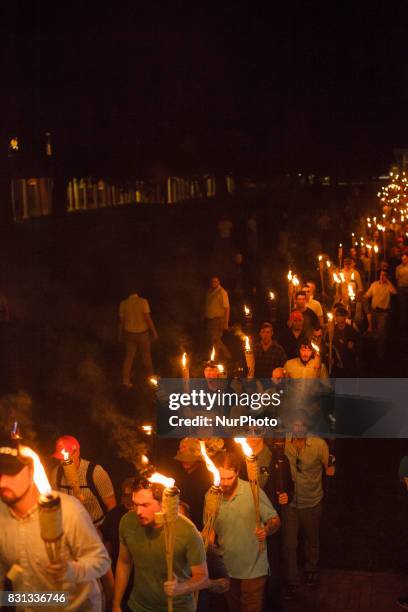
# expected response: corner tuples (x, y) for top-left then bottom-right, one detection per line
(113, 478), (208, 612)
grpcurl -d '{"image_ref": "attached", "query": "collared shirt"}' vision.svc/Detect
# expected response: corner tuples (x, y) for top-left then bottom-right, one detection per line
(205, 286), (229, 319)
(211, 478), (277, 579)
(285, 435), (329, 509)
(253, 341), (287, 379)
(365, 280), (397, 310)
(254, 445), (272, 489)
(396, 262), (408, 288)
(51, 459), (115, 526)
(119, 293), (150, 333)
(284, 357), (328, 380)
(0, 492), (111, 611)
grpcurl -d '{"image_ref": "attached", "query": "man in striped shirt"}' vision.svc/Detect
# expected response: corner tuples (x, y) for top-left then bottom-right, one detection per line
(51, 435), (117, 527)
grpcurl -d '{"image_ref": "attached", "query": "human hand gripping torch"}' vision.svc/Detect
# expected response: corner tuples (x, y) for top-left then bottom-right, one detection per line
(61, 449), (84, 503)
(199, 441), (222, 550)
(19, 447), (64, 566)
(148, 472), (180, 612)
(311, 341), (321, 374)
(243, 335), (255, 379)
(181, 352), (190, 393)
(234, 438), (265, 553)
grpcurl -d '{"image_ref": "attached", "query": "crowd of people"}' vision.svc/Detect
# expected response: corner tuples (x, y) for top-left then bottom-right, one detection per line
(1, 192), (408, 612)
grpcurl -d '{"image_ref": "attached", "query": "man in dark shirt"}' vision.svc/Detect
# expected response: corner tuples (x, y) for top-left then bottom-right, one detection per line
(294, 291), (320, 337)
(253, 322), (287, 381)
(174, 438), (213, 530)
(279, 310), (308, 360)
(332, 305), (359, 376)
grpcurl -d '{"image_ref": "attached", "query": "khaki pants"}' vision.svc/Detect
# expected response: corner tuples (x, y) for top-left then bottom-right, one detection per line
(206, 317), (232, 360)
(122, 330), (152, 384)
(224, 576), (267, 612)
(282, 501), (323, 585)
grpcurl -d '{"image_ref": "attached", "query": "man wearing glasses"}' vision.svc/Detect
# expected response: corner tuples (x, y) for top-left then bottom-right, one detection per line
(282, 410), (335, 598)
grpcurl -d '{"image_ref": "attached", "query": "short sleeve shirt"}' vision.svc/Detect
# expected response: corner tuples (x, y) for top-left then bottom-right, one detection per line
(119, 512), (206, 612)
(205, 287), (230, 319)
(119, 294), (150, 333)
(285, 435), (328, 509)
(211, 478), (277, 579)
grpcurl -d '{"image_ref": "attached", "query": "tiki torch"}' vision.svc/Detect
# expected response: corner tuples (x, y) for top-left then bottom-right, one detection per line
(243, 335), (255, 379)
(338, 243), (343, 268)
(243, 305), (252, 333)
(19, 446), (63, 565)
(148, 472), (180, 612)
(234, 438), (264, 552)
(199, 441), (222, 550)
(287, 270), (293, 317)
(181, 352), (190, 393)
(327, 312), (335, 375)
(61, 449), (84, 503)
(318, 255), (325, 296)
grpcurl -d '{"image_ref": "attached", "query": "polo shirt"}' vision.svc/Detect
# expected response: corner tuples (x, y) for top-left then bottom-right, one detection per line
(285, 435), (329, 509)
(211, 478), (277, 579)
(365, 280), (397, 310)
(205, 286), (229, 319)
(119, 293), (150, 333)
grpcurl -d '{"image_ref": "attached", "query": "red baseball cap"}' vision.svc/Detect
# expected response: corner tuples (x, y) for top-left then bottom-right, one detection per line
(52, 435), (80, 460)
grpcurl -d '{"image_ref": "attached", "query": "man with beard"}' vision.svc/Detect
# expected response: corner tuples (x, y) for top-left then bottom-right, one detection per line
(293, 291), (320, 337)
(209, 451), (280, 612)
(0, 439), (111, 610)
(278, 310), (308, 360)
(283, 412), (334, 598)
(113, 478), (208, 612)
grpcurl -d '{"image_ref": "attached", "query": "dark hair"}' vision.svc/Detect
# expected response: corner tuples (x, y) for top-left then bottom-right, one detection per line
(288, 409), (312, 428)
(132, 477), (164, 502)
(260, 322), (273, 331)
(214, 450), (241, 473)
(295, 290), (306, 298)
(179, 501), (191, 519)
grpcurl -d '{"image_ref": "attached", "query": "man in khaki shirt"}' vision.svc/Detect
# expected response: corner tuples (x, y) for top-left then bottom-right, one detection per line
(365, 269), (397, 359)
(396, 251), (408, 335)
(119, 291), (158, 387)
(204, 276), (231, 360)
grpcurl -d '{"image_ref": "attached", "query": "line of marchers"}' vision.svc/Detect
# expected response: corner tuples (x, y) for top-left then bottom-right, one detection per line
(168, 415), (278, 427)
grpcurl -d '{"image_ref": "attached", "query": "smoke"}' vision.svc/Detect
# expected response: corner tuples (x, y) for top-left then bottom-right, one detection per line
(0, 390), (36, 440)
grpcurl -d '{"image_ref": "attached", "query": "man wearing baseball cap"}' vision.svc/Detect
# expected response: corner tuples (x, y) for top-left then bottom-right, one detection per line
(0, 439), (111, 610)
(51, 434), (117, 527)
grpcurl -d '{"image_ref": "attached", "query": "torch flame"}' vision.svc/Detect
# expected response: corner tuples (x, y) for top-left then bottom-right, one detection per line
(199, 441), (220, 487)
(348, 284), (355, 300)
(339, 272), (345, 283)
(244, 335), (251, 352)
(269, 291), (275, 300)
(217, 363), (224, 373)
(181, 352), (187, 368)
(292, 275), (300, 287)
(141, 424), (153, 435)
(244, 305), (251, 316)
(326, 260), (331, 268)
(148, 472), (175, 489)
(318, 255), (323, 261)
(141, 454), (149, 465)
(61, 448), (69, 461)
(351, 272), (355, 280)
(327, 312), (333, 322)
(19, 446), (52, 496)
(234, 437), (254, 458)
(311, 341), (320, 354)
(287, 270), (293, 282)
(149, 376), (158, 387)
(333, 273), (341, 284)
(374, 245), (379, 253)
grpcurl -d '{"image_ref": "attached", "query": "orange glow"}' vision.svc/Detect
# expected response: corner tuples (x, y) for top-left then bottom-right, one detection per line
(333, 273), (341, 284)
(141, 424), (153, 435)
(61, 448), (69, 461)
(318, 255), (323, 261)
(234, 437), (253, 458)
(141, 454), (149, 465)
(326, 260), (331, 268)
(181, 352), (187, 368)
(311, 341), (320, 354)
(244, 335), (251, 352)
(292, 275), (300, 287)
(199, 441), (220, 487)
(217, 363), (224, 373)
(19, 446), (52, 496)
(348, 284), (355, 301)
(327, 312), (333, 322)
(269, 291), (275, 300)
(210, 346), (215, 362)
(149, 377), (158, 387)
(244, 305), (251, 316)
(148, 472), (175, 489)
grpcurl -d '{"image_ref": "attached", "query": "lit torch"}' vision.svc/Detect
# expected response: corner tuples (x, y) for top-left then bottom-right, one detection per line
(148, 472), (179, 612)
(19, 446), (63, 565)
(61, 449), (84, 503)
(234, 438), (264, 552)
(200, 441), (222, 550)
(327, 312), (335, 375)
(210, 346), (216, 363)
(243, 335), (255, 378)
(338, 243), (343, 268)
(318, 255), (325, 296)
(181, 352), (190, 393)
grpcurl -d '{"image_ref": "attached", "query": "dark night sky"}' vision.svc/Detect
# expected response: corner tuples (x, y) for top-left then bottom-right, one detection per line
(1, 1), (407, 178)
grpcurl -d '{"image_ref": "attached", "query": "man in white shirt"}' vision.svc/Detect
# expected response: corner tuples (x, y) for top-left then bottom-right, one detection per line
(204, 276), (231, 360)
(365, 269), (397, 358)
(0, 439), (111, 611)
(118, 290), (158, 387)
(302, 283), (324, 326)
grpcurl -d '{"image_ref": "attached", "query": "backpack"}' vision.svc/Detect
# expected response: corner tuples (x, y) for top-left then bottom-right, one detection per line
(56, 462), (108, 522)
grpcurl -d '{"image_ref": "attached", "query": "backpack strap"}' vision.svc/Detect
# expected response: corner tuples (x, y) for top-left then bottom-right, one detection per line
(56, 464), (64, 490)
(86, 462), (108, 517)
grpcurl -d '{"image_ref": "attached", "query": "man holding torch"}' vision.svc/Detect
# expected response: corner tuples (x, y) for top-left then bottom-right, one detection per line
(0, 439), (111, 610)
(113, 477), (208, 612)
(208, 451), (280, 612)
